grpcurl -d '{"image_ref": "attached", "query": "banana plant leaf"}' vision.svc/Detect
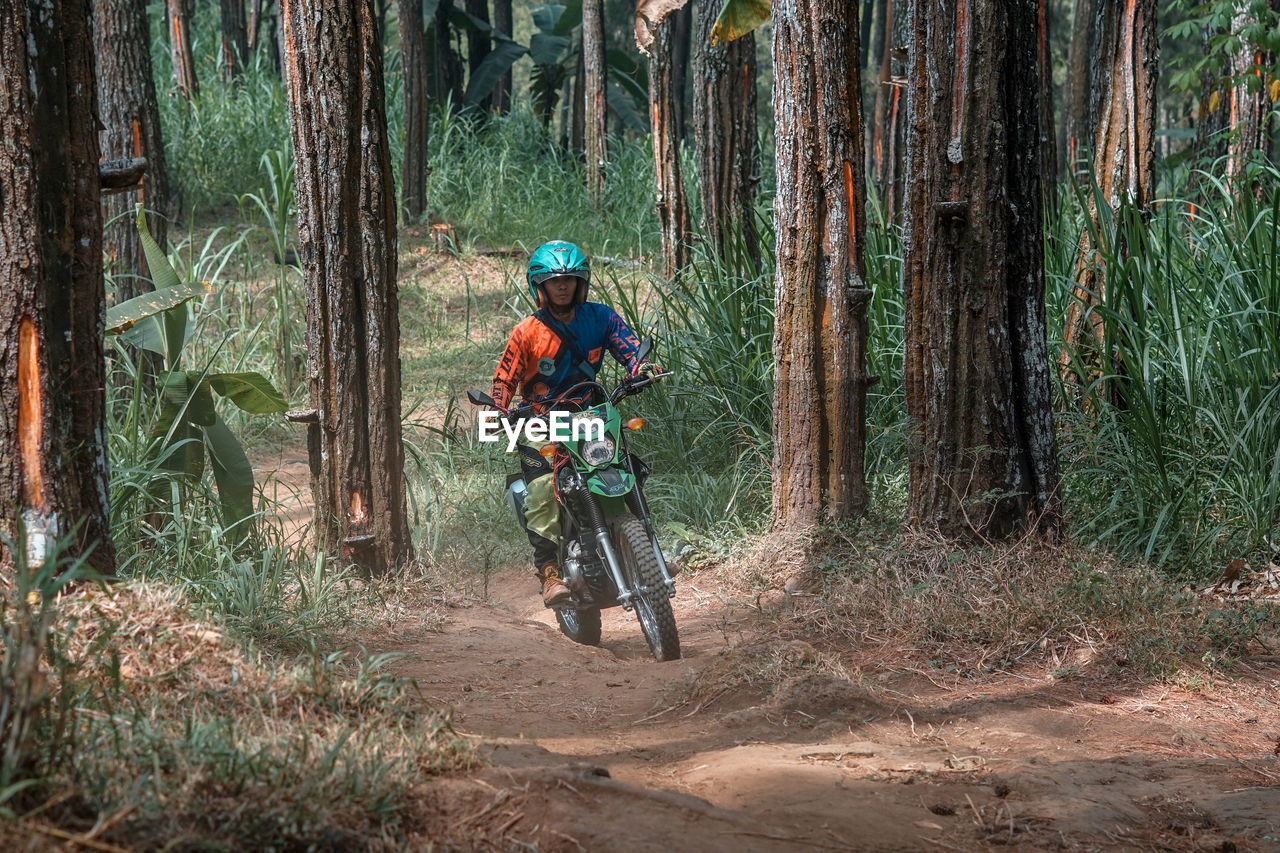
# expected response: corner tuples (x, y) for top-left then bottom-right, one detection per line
(710, 0), (770, 45)
(209, 372), (289, 414)
(607, 79), (647, 132)
(553, 0), (582, 35)
(105, 281), (210, 336)
(136, 205), (189, 368)
(204, 416), (255, 535)
(532, 2), (566, 32)
(530, 32), (571, 65)
(464, 40), (530, 106)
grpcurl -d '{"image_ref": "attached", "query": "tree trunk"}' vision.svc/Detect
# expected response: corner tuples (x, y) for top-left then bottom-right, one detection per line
(399, 0), (429, 219)
(248, 0), (263, 56)
(771, 0), (871, 530)
(871, 0), (907, 221)
(571, 38), (586, 156)
(434, 0), (464, 107)
(492, 0), (512, 112)
(582, 0), (607, 205)
(649, 19), (691, 279)
(1, 0), (115, 576)
(861, 0), (877, 73)
(95, 0), (170, 303)
(464, 0), (491, 111)
(281, 0), (414, 573)
(670, 3), (692, 140)
(1061, 0), (1092, 176)
(902, 0), (1061, 539)
(1194, 22), (1229, 165)
(1059, 0), (1156, 391)
(1224, 3), (1273, 179)
(692, 0), (759, 267)
(220, 0), (249, 82)
(1037, 0), (1058, 196)
(168, 0), (199, 97)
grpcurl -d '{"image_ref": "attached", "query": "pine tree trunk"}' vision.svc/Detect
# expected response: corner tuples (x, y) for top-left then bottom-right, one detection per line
(465, 0), (491, 111)
(168, 0), (199, 97)
(399, 0), (429, 219)
(1061, 0), (1093, 175)
(902, 0), (1061, 540)
(492, 0), (512, 112)
(95, 0), (170, 303)
(434, 0), (464, 107)
(220, 0), (249, 82)
(1037, 0), (1058, 196)
(1194, 22), (1229, 165)
(582, 0), (607, 205)
(571, 39), (586, 155)
(1224, 3), (1272, 179)
(248, 0), (263, 55)
(282, 0), (414, 573)
(649, 19), (690, 279)
(1, 0), (115, 576)
(692, 0), (759, 267)
(1059, 0), (1156, 391)
(670, 3), (692, 140)
(771, 0), (871, 530)
(861, 0), (877, 73)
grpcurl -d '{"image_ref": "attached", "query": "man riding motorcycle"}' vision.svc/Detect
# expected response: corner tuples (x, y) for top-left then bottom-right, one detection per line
(490, 241), (660, 606)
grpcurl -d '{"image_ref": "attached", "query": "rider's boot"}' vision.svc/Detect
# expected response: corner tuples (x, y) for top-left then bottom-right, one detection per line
(537, 562), (571, 607)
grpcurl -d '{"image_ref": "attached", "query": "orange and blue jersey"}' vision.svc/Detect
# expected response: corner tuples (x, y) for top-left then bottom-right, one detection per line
(491, 303), (643, 412)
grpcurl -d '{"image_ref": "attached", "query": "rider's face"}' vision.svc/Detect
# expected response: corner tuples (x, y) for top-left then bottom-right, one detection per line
(543, 275), (578, 309)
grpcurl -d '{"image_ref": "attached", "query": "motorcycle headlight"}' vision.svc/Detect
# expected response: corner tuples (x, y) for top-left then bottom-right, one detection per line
(579, 437), (616, 467)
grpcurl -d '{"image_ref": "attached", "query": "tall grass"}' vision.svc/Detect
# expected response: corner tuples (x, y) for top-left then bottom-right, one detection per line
(1051, 168), (1280, 571)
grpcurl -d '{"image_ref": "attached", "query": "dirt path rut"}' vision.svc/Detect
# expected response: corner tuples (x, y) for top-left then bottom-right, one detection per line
(380, 569), (1280, 851)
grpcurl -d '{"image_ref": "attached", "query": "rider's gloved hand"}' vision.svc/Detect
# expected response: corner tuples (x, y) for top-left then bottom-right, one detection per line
(635, 361), (663, 380)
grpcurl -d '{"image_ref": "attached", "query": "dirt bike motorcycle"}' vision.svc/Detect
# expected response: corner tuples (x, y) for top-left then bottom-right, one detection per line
(468, 343), (680, 662)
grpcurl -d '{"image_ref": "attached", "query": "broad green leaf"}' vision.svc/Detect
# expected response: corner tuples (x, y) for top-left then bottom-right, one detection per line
(448, 6), (492, 33)
(105, 280), (210, 335)
(464, 41), (529, 106)
(422, 0), (440, 18)
(552, 0), (581, 35)
(135, 205), (188, 367)
(119, 314), (167, 355)
(710, 0), (770, 45)
(607, 79), (647, 133)
(530, 32), (570, 65)
(204, 417), (256, 535)
(208, 372), (289, 414)
(532, 3), (566, 33)
(159, 370), (190, 408)
(186, 374), (218, 427)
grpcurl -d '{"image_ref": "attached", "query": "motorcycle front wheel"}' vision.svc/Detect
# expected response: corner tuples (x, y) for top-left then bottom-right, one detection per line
(611, 513), (681, 661)
(555, 605), (602, 646)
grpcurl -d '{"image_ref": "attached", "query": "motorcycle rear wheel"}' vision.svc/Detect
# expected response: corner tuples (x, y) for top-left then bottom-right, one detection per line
(611, 513), (680, 661)
(555, 605), (602, 646)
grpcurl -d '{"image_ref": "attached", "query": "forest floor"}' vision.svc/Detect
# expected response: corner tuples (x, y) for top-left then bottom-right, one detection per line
(364, 565), (1280, 852)
(252, 246), (1279, 851)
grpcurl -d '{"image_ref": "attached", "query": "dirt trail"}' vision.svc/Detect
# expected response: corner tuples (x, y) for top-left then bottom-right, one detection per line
(380, 569), (1280, 852)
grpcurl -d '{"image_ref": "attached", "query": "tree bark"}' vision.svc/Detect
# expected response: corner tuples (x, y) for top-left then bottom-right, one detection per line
(1037, 0), (1058, 196)
(649, 19), (691, 279)
(282, 0), (414, 573)
(168, 0), (199, 97)
(433, 0), (464, 107)
(582, 0), (607, 205)
(220, 0), (249, 82)
(95, 0), (170, 303)
(1, 0), (115, 576)
(464, 0), (491, 111)
(902, 0), (1061, 539)
(1061, 0), (1092, 176)
(570, 38), (586, 156)
(1223, 3), (1274, 178)
(492, 0), (512, 112)
(692, 0), (759, 267)
(670, 3), (692, 140)
(399, 0), (429, 219)
(771, 0), (871, 530)
(1059, 0), (1156, 391)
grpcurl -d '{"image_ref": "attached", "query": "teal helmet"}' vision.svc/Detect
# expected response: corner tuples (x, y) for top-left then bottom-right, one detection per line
(527, 241), (590, 307)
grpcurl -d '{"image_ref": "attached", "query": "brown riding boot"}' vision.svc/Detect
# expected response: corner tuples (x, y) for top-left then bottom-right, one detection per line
(537, 562), (571, 607)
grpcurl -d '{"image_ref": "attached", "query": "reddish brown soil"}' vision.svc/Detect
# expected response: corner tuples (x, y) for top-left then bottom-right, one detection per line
(380, 569), (1280, 852)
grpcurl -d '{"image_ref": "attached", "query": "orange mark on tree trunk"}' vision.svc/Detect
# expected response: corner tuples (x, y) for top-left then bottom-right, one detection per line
(350, 490), (368, 524)
(131, 118), (145, 204)
(17, 318), (45, 509)
(843, 160), (857, 251)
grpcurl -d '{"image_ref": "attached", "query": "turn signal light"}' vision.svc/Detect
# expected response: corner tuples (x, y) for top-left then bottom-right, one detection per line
(626, 417), (644, 430)
(539, 443), (556, 458)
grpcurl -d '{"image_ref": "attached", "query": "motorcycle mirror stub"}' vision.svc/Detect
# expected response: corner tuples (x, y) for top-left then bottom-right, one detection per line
(467, 389), (496, 408)
(626, 417), (644, 430)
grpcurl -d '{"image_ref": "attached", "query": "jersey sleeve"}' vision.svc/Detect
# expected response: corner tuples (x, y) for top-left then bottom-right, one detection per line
(604, 307), (643, 371)
(490, 326), (526, 410)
